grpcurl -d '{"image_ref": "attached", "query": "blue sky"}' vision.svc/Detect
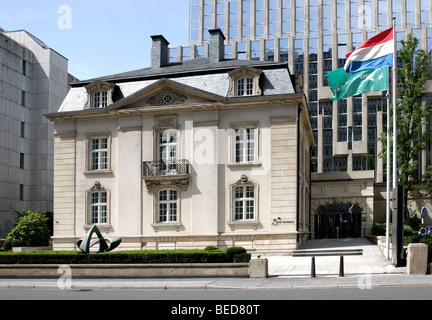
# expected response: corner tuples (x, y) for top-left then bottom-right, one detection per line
(0, 1), (190, 80)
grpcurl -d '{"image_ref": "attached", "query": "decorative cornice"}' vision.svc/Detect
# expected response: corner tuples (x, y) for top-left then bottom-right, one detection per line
(45, 93), (307, 122)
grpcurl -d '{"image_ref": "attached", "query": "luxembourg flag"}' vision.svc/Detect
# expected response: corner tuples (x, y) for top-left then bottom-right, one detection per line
(344, 27), (394, 74)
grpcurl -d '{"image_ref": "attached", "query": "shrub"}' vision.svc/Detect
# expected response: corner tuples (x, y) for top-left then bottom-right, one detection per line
(226, 246), (246, 256)
(10, 206), (35, 227)
(11, 239), (23, 248)
(0, 249), (245, 264)
(7, 212), (50, 247)
(404, 225), (417, 237)
(226, 247), (250, 262)
(372, 222), (386, 236)
(2, 239), (12, 251)
(232, 252), (251, 263)
(204, 246), (219, 251)
(418, 234), (432, 262)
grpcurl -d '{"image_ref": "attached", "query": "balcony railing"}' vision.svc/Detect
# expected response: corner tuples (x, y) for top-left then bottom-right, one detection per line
(143, 160), (190, 177)
(142, 160), (191, 191)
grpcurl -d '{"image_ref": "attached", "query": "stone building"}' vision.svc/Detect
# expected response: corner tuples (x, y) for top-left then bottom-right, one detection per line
(46, 30), (315, 254)
(0, 29), (71, 237)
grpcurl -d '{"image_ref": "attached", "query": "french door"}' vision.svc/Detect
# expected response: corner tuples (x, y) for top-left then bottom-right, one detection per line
(157, 130), (178, 174)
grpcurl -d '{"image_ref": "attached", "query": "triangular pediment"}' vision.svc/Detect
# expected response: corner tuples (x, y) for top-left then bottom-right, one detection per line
(108, 79), (225, 111)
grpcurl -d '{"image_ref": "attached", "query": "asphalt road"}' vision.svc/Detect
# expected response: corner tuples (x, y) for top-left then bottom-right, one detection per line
(1, 285), (432, 300)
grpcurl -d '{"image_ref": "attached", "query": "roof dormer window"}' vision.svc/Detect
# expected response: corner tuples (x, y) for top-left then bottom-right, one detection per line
(228, 67), (262, 98)
(93, 91), (108, 108)
(85, 81), (115, 109)
(237, 78), (254, 96)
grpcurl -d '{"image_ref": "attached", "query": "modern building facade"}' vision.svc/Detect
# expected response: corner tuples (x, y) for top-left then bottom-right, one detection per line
(0, 29), (71, 238)
(46, 30), (315, 254)
(179, 0), (432, 239)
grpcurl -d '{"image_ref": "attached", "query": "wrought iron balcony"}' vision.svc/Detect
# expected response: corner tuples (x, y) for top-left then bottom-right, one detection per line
(142, 160), (191, 191)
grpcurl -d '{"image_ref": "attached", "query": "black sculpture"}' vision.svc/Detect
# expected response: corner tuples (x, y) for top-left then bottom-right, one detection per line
(77, 225), (121, 253)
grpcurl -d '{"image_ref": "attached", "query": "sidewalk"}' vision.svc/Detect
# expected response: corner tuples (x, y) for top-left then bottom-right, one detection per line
(264, 238), (401, 277)
(1, 238), (431, 290)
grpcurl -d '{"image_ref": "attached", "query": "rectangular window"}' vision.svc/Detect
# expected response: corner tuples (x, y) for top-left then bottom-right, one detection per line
(90, 191), (107, 224)
(90, 138), (108, 171)
(333, 157), (347, 172)
(321, 101), (333, 129)
(367, 98), (380, 171)
(323, 129), (333, 172)
(353, 155), (367, 171)
(158, 189), (177, 223)
(353, 98), (362, 141)
(338, 100), (347, 141)
(93, 91), (108, 108)
(19, 184), (24, 201)
(20, 122), (25, 138)
(22, 60), (27, 76)
(234, 186), (255, 221)
(20, 153), (24, 169)
(235, 128), (255, 163)
(21, 91), (26, 107)
(237, 78), (253, 96)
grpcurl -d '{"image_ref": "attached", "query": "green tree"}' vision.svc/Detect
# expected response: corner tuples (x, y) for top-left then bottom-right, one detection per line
(6, 212), (51, 247)
(381, 33), (432, 221)
(10, 206), (38, 227)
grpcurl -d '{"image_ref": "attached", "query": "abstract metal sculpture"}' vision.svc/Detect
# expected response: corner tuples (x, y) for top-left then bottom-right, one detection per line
(77, 225), (121, 253)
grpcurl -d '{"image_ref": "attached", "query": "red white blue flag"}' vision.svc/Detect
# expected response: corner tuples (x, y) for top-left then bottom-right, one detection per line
(344, 27), (394, 74)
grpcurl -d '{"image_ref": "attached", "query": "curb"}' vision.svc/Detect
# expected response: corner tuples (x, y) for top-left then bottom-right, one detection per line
(2, 274), (432, 290)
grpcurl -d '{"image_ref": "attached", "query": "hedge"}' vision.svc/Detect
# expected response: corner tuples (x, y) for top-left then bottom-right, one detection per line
(0, 248), (251, 265)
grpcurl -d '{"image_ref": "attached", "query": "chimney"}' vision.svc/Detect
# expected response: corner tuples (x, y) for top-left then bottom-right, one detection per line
(208, 29), (225, 63)
(151, 35), (170, 68)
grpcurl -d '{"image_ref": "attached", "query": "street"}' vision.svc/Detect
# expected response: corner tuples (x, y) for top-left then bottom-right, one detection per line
(1, 285), (432, 300)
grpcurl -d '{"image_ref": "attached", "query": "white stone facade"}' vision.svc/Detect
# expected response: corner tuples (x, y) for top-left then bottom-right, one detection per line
(46, 31), (315, 254)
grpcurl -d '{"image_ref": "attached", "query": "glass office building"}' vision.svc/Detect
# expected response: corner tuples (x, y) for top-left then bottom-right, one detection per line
(175, 0), (432, 239)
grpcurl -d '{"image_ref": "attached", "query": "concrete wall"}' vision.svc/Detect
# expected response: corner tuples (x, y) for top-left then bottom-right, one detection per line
(0, 31), (69, 237)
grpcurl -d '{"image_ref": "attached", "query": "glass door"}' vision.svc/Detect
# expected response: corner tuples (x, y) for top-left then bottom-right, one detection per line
(315, 204), (362, 239)
(158, 130), (178, 175)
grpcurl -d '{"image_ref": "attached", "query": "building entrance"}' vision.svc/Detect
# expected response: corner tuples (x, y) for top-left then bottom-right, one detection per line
(315, 204), (362, 239)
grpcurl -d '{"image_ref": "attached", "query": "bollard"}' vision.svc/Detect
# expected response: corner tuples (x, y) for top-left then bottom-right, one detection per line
(311, 256), (316, 278)
(339, 256), (344, 277)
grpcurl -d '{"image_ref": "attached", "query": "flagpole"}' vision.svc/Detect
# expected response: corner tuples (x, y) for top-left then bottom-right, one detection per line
(392, 17), (397, 190)
(386, 17), (398, 261)
(386, 19), (397, 260)
(386, 67), (391, 260)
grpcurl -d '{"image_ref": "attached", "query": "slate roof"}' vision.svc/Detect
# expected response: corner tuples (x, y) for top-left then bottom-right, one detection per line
(59, 57), (296, 113)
